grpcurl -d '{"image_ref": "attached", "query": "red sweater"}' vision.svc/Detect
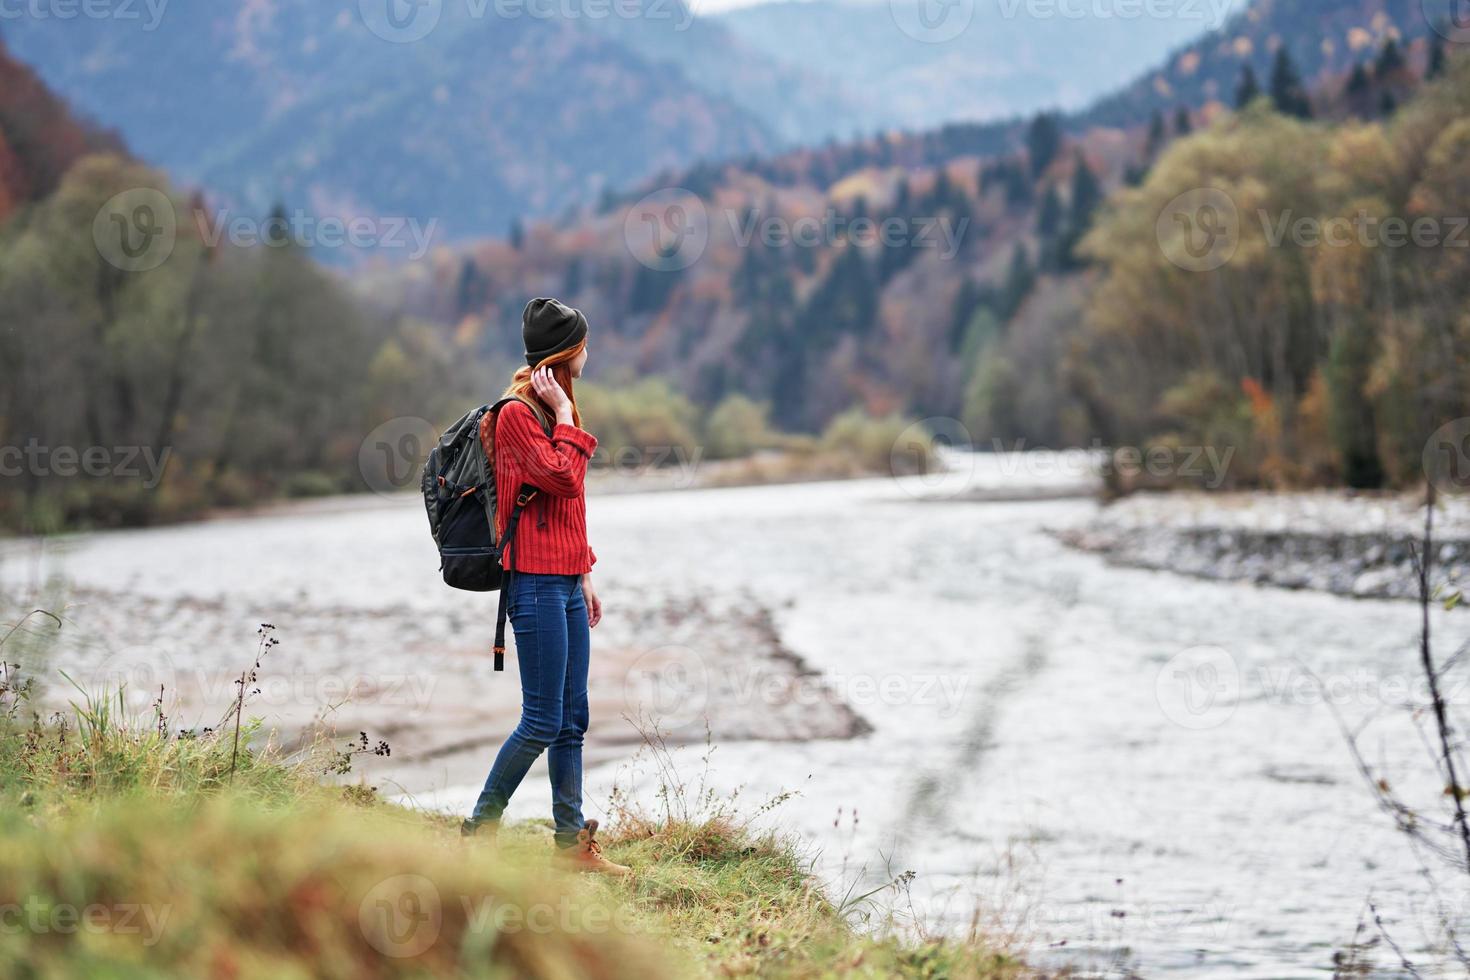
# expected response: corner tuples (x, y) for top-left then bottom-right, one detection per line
(479, 400), (598, 575)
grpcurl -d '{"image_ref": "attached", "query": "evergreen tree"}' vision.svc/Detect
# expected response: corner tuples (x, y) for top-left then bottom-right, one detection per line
(1235, 64), (1262, 108)
(264, 202), (292, 249)
(1374, 38), (1404, 77)
(1026, 112), (1063, 178)
(1145, 110), (1166, 160)
(928, 169), (955, 213)
(878, 230), (919, 282)
(1346, 62), (1371, 95)
(1002, 160), (1032, 206)
(1037, 183), (1062, 238)
(509, 217), (525, 250)
(1067, 152), (1102, 232)
(998, 243), (1035, 321)
(1269, 48), (1312, 118)
(1428, 33), (1446, 79)
(948, 279), (981, 352)
(803, 244), (877, 344)
(455, 259), (484, 314)
(1041, 153), (1103, 272)
(1345, 62), (1373, 117)
(734, 242), (764, 303)
(732, 240), (796, 383)
(1173, 106), (1192, 137)
(629, 247), (681, 315)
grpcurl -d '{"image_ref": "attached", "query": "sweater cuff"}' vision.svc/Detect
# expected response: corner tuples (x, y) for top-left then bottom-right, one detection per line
(553, 424), (597, 458)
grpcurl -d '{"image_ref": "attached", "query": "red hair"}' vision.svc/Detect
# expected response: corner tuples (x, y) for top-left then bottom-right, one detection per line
(501, 340), (586, 430)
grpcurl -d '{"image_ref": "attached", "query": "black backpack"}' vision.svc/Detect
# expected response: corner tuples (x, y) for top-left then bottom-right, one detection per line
(422, 397), (545, 671)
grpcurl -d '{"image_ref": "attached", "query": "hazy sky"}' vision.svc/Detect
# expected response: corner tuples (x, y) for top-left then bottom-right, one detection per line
(696, 0), (1248, 21)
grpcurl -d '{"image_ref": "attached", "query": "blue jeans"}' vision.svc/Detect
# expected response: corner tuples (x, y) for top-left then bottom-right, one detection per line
(469, 573), (590, 848)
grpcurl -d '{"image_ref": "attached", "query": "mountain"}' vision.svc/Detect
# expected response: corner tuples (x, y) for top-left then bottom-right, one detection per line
(366, 0), (1461, 465)
(716, 0), (1251, 132)
(1, 1), (855, 241)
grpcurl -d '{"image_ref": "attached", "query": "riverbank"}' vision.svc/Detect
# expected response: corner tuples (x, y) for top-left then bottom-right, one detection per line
(0, 658), (1025, 979)
(0, 569), (867, 804)
(1054, 489), (1470, 600)
(5, 472), (1462, 974)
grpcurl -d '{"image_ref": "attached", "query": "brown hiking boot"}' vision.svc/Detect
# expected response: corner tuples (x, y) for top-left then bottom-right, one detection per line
(460, 819), (500, 853)
(559, 819), (631, 876)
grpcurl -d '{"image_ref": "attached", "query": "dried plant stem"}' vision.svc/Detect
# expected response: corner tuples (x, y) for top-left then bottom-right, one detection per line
(1414, 483), (1470, 873)
(0, 609), (62, 651)
(228, 669), (246, 783)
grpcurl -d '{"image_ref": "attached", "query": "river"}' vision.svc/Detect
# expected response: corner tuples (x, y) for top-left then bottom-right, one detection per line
(2, 454), (1465, 977)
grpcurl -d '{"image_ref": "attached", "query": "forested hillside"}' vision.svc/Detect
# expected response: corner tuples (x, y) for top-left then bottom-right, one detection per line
(1079, 51), (1470, 488)
(1080, 0), (1441, 126)
(0, 49), (471, 531)
(381, 14), (1465, 490)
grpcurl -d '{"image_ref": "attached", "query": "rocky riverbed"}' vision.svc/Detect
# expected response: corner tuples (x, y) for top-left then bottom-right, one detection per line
(1055, 490), (1470, 600)
(0, 502), (868, 802)
(8, 469), (1470, 975)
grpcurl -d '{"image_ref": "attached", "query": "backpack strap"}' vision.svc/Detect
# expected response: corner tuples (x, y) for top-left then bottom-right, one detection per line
(485, 398), (554, 673)
(488, 396), (555, 437)
(492, 483), (538, 671)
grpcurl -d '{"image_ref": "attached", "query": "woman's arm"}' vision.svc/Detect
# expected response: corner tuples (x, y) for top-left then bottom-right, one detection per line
(582, 573), (602, 628)
(497, 398), (596, 498)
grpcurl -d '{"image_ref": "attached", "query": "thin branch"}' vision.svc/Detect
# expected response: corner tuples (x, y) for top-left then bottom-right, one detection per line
(1411, 484), (1470, 874)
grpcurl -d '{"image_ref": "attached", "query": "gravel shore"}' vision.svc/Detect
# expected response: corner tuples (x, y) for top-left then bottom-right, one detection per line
(1054, 490), (1470, 600)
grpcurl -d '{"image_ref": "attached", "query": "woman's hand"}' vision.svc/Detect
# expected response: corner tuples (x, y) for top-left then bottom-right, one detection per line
(582, 573), (602, 628)
(532, 367), (574, 427)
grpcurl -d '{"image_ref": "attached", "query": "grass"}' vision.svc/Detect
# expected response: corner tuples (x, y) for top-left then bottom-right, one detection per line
(0, 626), (1027, 979)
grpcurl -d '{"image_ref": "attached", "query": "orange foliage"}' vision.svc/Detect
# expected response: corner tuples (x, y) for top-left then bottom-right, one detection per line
(1240, 376), (1273, 416)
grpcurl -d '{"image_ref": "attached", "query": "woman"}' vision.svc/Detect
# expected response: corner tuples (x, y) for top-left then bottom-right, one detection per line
(460, 298), (629, 876)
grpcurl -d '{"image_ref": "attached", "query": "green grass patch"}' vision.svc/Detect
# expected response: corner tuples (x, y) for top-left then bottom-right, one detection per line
(0, 626), (1026, 979)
